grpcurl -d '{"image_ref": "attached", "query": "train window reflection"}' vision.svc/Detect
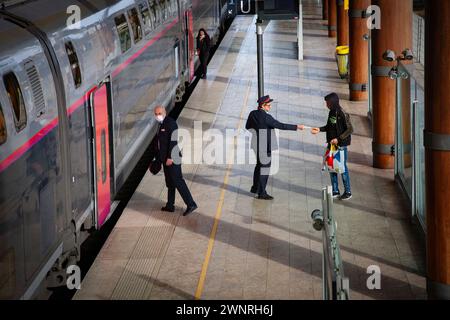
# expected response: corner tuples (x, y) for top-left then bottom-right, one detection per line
(147, 1), (157, 28)
(149, 1), (160, 26)
(171, 0), (178, 17)
(3, 72), (27, 132)
(65, 41), (82, 88)
(138, 1), (152, 35)
(0, 104), (7, 145)
(128, 8), (143, 44)
(160, 0), (168, 21)
(115, 14), (132, 53)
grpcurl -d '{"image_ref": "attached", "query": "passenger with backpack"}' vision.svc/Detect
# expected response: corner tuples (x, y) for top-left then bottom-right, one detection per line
(312, 93), (354, 201)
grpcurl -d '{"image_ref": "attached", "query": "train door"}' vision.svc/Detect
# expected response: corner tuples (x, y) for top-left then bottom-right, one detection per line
(89, 80), (112, 229)
(184, 8), (195, 82)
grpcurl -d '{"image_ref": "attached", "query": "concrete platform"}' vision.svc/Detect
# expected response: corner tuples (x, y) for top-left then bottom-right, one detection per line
(74, 0), (426, 300)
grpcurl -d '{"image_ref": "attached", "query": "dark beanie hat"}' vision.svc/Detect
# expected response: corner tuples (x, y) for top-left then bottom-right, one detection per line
(324, 92), (340, 109)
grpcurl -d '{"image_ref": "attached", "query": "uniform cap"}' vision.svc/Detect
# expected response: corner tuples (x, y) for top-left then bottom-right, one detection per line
(257, 95), (273, 106)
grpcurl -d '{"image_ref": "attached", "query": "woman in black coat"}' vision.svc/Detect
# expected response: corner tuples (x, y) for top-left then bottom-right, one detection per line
(196, 28), (211, 79)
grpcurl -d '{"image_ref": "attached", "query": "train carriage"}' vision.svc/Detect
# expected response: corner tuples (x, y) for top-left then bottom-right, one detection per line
(0, 0), (232, 299)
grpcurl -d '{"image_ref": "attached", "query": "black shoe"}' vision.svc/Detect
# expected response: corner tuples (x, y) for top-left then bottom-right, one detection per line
(250, 186), (257, 194)
(183, 204), (198, 216)
(257, 194), (274, 200)
(332, 192), (340, 199)
(340, 193), (352, 201)
(161, 206), (175, 212)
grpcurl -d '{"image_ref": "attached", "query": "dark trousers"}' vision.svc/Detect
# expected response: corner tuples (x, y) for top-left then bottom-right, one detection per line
(200, 54), (209, 76)
(252, 158), (272, 196)
(163, 164), (196, 208)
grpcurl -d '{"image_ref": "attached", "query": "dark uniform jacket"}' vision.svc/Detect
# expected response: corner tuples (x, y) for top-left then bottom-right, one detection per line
(153, 116), (182, 164)
(245, 108), (297, 155)
(320, 106), (353, 147)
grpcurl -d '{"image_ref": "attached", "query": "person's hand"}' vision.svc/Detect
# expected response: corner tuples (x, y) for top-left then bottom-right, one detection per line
(311, 128), (320, 134)
(166, 159), (174, 166)
(297, 125), (305, 131)
(331, 138), (339, 145)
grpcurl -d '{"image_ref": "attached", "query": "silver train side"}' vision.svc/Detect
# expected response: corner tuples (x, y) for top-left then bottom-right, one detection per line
(0, 0), (232, 299)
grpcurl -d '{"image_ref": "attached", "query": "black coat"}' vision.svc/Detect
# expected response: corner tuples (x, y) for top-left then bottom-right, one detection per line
(320, 107), (353, 147)
(245, 108), (297, 155)
(197, 36), (210, 60)
(153, 116), (182, 164)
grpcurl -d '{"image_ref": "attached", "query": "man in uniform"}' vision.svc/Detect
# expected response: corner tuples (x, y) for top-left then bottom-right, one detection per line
(153, 106), (198, 216)
(246, 95), (304, 200)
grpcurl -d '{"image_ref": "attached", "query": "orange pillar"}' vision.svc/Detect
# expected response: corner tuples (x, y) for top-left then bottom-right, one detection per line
(371, 0), (413, 169)
(323, 0), (329, 21)
(336, 0), (349, 46)
(328, 0), (337, 37)
(349, 0), (370, 101)
(425, 0), (450, 300)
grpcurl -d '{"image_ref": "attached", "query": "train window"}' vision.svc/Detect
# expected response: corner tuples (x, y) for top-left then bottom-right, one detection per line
(165, 0), (170, 18)
(138, 1), (152, 35)
(167, 0), (175, 17)
(160, 0), (167, 21)
(127, 8), (143, 44)
(115, 14), (132, 53)
(165, 0), (171, 19)
(0, 104), (6, 145)
(147, 1), (157, 28)
(149, 7), (156, 29)
(65, 42), (82, 88)
(3, 72), (27, 132)
(149, 1), (160, 26)
(171, 0), (178, 16)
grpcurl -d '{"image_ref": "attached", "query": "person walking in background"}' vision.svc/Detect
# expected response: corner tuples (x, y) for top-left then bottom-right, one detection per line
(152, 106), (198, 216)
(312, 93), (353, 201)
(246, 95), (305, 200)
(196, 28), (211, 79)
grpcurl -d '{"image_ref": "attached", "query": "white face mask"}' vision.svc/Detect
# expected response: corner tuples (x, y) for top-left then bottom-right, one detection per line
(155, 115), (165, 123)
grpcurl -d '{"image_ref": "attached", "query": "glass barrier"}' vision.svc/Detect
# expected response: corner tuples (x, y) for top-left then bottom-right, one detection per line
(395, 62), (426, 230)
(412, 77), (426, 228)
(311, 186), (350, 300)
(395, 65), (413, 198)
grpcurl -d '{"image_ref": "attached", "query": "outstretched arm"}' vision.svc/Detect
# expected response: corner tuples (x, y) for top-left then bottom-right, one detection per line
(266, 114), (298, 131)
(312, 121), (330, 135)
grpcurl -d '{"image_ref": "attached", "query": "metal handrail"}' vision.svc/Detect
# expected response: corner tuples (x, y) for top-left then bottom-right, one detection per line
(311, 186), (350, 300)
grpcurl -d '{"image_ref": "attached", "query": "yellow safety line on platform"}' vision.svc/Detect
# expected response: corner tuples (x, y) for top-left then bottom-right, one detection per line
(195, 83), (251, 300)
